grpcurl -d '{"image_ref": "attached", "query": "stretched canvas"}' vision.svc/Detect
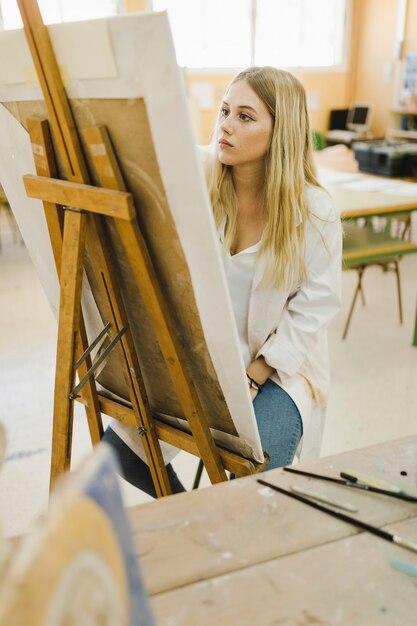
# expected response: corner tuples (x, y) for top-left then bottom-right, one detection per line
(0, 12), (263, 463)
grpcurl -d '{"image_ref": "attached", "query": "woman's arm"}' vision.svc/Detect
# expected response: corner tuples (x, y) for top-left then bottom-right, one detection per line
(256, 206), (342, 379)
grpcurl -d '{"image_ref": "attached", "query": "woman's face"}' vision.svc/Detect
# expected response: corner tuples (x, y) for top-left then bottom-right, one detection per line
(217, 79), (273, 168)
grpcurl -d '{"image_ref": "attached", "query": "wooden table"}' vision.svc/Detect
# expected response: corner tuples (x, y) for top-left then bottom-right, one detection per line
(314, 145), (417, 219)
(328, 184), (417, 221)
(129, 436), (417, 625)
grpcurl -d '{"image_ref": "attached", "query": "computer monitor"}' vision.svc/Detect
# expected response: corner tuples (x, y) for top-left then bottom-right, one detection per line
(328, 108), (349, 131)
(346, 104), (372, 132)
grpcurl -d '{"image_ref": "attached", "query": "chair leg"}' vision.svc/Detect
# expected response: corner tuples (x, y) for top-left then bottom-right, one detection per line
(193, 458), (204, 490)
(401, 217), (411, 241)
(359, 279), (366, 306)
(342, 266), (365, 340)
(394, 260), (403, 325)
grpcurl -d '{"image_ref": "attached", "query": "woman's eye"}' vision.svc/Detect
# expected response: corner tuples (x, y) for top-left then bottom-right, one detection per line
(240, 113), (253, 121)
(220, 108), (229, 117)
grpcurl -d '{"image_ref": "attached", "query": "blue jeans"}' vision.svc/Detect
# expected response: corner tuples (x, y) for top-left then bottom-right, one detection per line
(253, 379), (303, 470)
(103, 379), (302, 496)
(101, 427), (186, 498)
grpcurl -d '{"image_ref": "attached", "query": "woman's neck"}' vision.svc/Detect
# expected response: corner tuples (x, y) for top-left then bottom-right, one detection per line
(232, 163), (266, 217)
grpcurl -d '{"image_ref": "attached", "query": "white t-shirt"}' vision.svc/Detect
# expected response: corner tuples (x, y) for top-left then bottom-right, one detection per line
(221, 239), (261, 368)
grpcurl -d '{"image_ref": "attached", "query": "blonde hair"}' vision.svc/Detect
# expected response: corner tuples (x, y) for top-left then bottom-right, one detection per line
(207, 66), (321, 290)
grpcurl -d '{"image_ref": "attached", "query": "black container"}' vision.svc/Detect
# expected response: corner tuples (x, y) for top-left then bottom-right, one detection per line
(404, 153), (417, 178)
(353, 142), (406, 176)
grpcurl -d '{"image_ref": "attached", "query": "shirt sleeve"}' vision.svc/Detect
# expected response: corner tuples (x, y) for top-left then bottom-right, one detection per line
(257, 203), (342, 378)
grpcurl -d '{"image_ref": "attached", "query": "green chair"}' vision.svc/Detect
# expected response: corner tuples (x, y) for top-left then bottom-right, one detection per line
(342, 220), (417, 339)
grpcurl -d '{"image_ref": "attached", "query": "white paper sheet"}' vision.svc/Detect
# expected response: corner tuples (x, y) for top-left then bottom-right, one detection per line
(316, 166), (362, 187)
(379, 181), (417, 197)
(340, 177), (400, 192)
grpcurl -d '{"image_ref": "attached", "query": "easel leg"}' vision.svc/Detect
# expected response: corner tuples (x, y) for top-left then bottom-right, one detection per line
(50, 208), (86, 486)
(84, 213), (173, 497)
(28, 118), (103, 473)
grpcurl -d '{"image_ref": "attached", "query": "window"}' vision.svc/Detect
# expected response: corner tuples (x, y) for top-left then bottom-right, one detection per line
(152, 0), (347, 69)
(152, 0), (252, 68)
(256, 0), (346, 68)
(0, 0), (120, 30)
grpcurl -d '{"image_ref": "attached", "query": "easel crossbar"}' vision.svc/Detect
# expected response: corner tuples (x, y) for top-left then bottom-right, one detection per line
(96, 394), (270, 477)
(70, 324), (128, 400)
(23, 174), (135, 220)
(75, 322), (111, 369)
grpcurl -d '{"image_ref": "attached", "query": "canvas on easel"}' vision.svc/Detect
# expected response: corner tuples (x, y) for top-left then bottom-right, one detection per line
(0, 4), (267, 493)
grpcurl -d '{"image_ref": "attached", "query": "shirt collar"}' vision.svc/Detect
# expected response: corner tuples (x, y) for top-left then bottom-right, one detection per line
(219, 208), (303, 243)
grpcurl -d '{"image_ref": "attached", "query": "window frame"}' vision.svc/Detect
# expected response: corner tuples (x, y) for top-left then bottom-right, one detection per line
(151, 0), (352, 75)
(0, 0), (124, 30)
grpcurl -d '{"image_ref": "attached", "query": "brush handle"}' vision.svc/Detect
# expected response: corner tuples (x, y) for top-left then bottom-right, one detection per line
(283, 467), (417, 502)
(258, 479), (417, 556)
(258, 479), (393, 540)
(393, 536), (417, 554)
(341, 470), (401, 493)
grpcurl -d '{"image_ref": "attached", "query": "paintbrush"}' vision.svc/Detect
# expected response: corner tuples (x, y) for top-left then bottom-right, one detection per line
(340, 470), (411, 497)
(257, 479), (417, 554)
(283, 467), (417, 503)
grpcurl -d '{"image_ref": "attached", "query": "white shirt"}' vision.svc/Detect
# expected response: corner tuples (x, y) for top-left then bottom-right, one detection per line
(246, 185), (342, 460)
(222, 240), (260, 368)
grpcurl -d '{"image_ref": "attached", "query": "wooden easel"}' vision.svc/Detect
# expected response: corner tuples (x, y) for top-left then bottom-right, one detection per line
(17, 0), (268, 495)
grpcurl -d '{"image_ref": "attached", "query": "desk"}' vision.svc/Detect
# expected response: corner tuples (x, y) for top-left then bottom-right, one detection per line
(325, 129), (374, 147)
(129, 436), (417, 625)
(315, 147), (417, 345)
(314, 144), (417, 219)
(327, 184), (417, 221)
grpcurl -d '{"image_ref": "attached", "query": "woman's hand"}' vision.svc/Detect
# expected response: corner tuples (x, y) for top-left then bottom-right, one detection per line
(246, 357), (274, 387)
(246, 356), (275, 401)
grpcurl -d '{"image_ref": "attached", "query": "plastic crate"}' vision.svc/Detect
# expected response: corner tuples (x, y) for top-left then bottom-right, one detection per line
(354, 141), (417, 177)
(353, 141), (406, 176)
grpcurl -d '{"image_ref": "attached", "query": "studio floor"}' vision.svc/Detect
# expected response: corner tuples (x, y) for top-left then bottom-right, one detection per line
(1, 213), (417, 538)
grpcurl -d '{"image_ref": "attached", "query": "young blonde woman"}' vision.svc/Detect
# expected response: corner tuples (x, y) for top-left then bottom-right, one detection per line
(206, 65), (342, 471)
(103, 66), (342, 493)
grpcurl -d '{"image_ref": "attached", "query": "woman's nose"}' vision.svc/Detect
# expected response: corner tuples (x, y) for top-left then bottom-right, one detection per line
(220, 117), (233, 134)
